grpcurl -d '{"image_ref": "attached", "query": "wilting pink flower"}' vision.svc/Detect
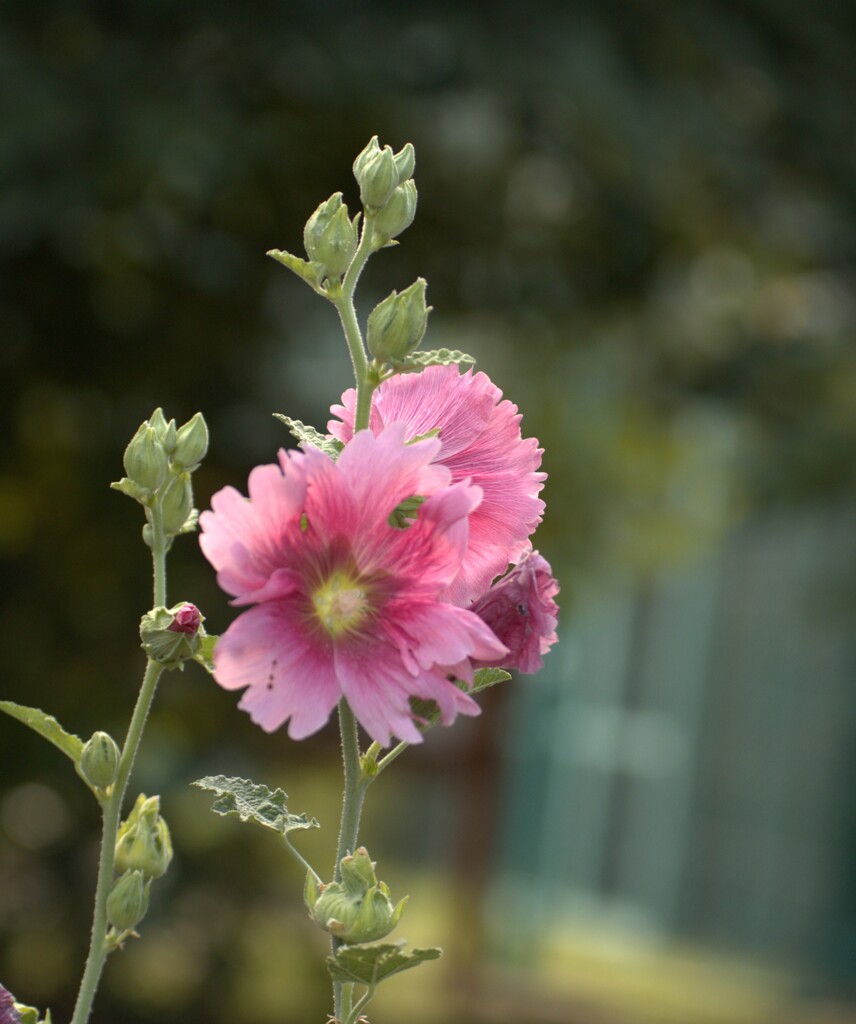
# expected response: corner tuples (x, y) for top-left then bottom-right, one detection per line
(329, 365), (546, 605)
(471, 550), (559, 674)
(0, 986), (21, 1024)
(199, 425), (507, 746)
(168, 603), (201, 635)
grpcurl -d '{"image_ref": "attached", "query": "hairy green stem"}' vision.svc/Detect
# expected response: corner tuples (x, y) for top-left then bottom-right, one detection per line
(70, 504), (169, 1024)
(333, 214), (377, 434)
(332, 699), (369, 1019)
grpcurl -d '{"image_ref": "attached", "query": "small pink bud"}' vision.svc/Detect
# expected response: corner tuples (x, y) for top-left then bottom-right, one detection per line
(168, 604), (201, 635)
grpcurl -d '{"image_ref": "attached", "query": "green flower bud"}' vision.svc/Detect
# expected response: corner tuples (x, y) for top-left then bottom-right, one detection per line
(161, 418), (177, 456)
(115, 794), (173, 879)
(373, 179), (417, 243)
(340, 846), (379, 893)
(172, 412), (208, 470)
(106, 870), (150, 932)
(366, 279), (431, 363)
(306, 847), (408, 945)
(147, 408), (169, 437)
(160, 473), (194, 535)
(122, 424), (169, 493)
(352, 136), (381, 181)
(79, 731), (120, 790)
(303, 193), (358, 278)
(140, 603), (204, 669)
(392, 142), (415, 183)
(356, 146), (398, 210)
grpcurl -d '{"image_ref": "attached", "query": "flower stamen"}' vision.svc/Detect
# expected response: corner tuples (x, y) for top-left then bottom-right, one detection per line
(312, 572), (369, 637)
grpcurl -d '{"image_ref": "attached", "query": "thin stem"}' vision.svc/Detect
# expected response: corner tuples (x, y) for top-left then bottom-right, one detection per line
(282, 836), (322, 884)
(376, 740), (409, 775)
(70, 504), (169, 1024)
(346, 984), (376, 1024)
(332, 700), (369, 1020)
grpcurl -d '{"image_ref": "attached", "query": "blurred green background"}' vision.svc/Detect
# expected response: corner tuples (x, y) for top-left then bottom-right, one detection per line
(2, 2), (855, 1022)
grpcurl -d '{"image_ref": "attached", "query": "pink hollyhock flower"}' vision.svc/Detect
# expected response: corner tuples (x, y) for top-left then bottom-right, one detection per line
(0, 986), (20, 1024)
(471, 550), (559, 674)
(199, 425), (508, 746)
(328, 365), (546, 605)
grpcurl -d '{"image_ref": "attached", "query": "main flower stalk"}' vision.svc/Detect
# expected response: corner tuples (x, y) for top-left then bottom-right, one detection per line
(69, 509), (169, 1024)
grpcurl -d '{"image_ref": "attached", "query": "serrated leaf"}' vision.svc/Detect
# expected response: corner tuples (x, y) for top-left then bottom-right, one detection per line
(273, 415), (344, 458)
(471, 667), (511, 693)
(191, 775), (319, 836)
(0, 701), (84, 764)
(326, 942), (441, 987)
(393, 348), (477, 372)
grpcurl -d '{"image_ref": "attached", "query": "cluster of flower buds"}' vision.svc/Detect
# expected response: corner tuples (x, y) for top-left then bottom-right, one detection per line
(304, 847), (407, 945)
(112, 408), (208, 544)
(353, 136), (416, 220)
(267, 135), (418, 298)
(105, 794), (173, 937)
(115, 794), (173, 880)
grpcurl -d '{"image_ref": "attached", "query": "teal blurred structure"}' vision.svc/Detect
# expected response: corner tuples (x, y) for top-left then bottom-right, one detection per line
(499, 503), (855, 974)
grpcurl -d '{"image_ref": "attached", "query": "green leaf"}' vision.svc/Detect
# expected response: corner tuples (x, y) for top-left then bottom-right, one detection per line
(0, 701), (84, 764)
(409, 667), (511, 729)
(326, 942), (441, 988)
(471, 667), (511, 693)
(273, 415), (344, 459)
(266, 249), (327, 292)
(392, 348), (477, 372)
(191, 775), (319, 836)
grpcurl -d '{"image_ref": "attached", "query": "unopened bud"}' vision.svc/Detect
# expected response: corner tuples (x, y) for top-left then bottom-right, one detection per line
(303, 194), (358, 278)
(392, 142), (415, 183)
(367, 279), (431, 363)
(123, 424), (169, 493)
(160, 473), (194, 535)
(168, 603), (201, 634)
(356, 146), (398, 210)
(374, 179), (417, 243)
(352, 136), (381, 181)
(306, 847), (407, 944)
(106, 870), (150, 932)
(79, 731), (120, 790)
(172, 412), (208, 469)
(140, 603), (205, 669)
(115, 794), (173, 879)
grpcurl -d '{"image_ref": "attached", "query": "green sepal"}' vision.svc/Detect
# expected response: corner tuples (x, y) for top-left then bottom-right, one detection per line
(110, 477), (151, 505)
(266, 249), (327, 293)
(192, 776), (319, 837)
(273, 415), (344, 458)
(0, 700), (84, 764)
(192, 633), (217, 674)
(388, 495), (426, 529)
(390, 348), (477, 372)
(409, 667), (511, 729)
(470, 667), (512, 693)
(14, 1004), (52, 1024)
(326, 941), (441, 987)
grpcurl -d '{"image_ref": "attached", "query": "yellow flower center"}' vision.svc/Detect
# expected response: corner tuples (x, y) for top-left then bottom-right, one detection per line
(311, 571), (369, 637)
